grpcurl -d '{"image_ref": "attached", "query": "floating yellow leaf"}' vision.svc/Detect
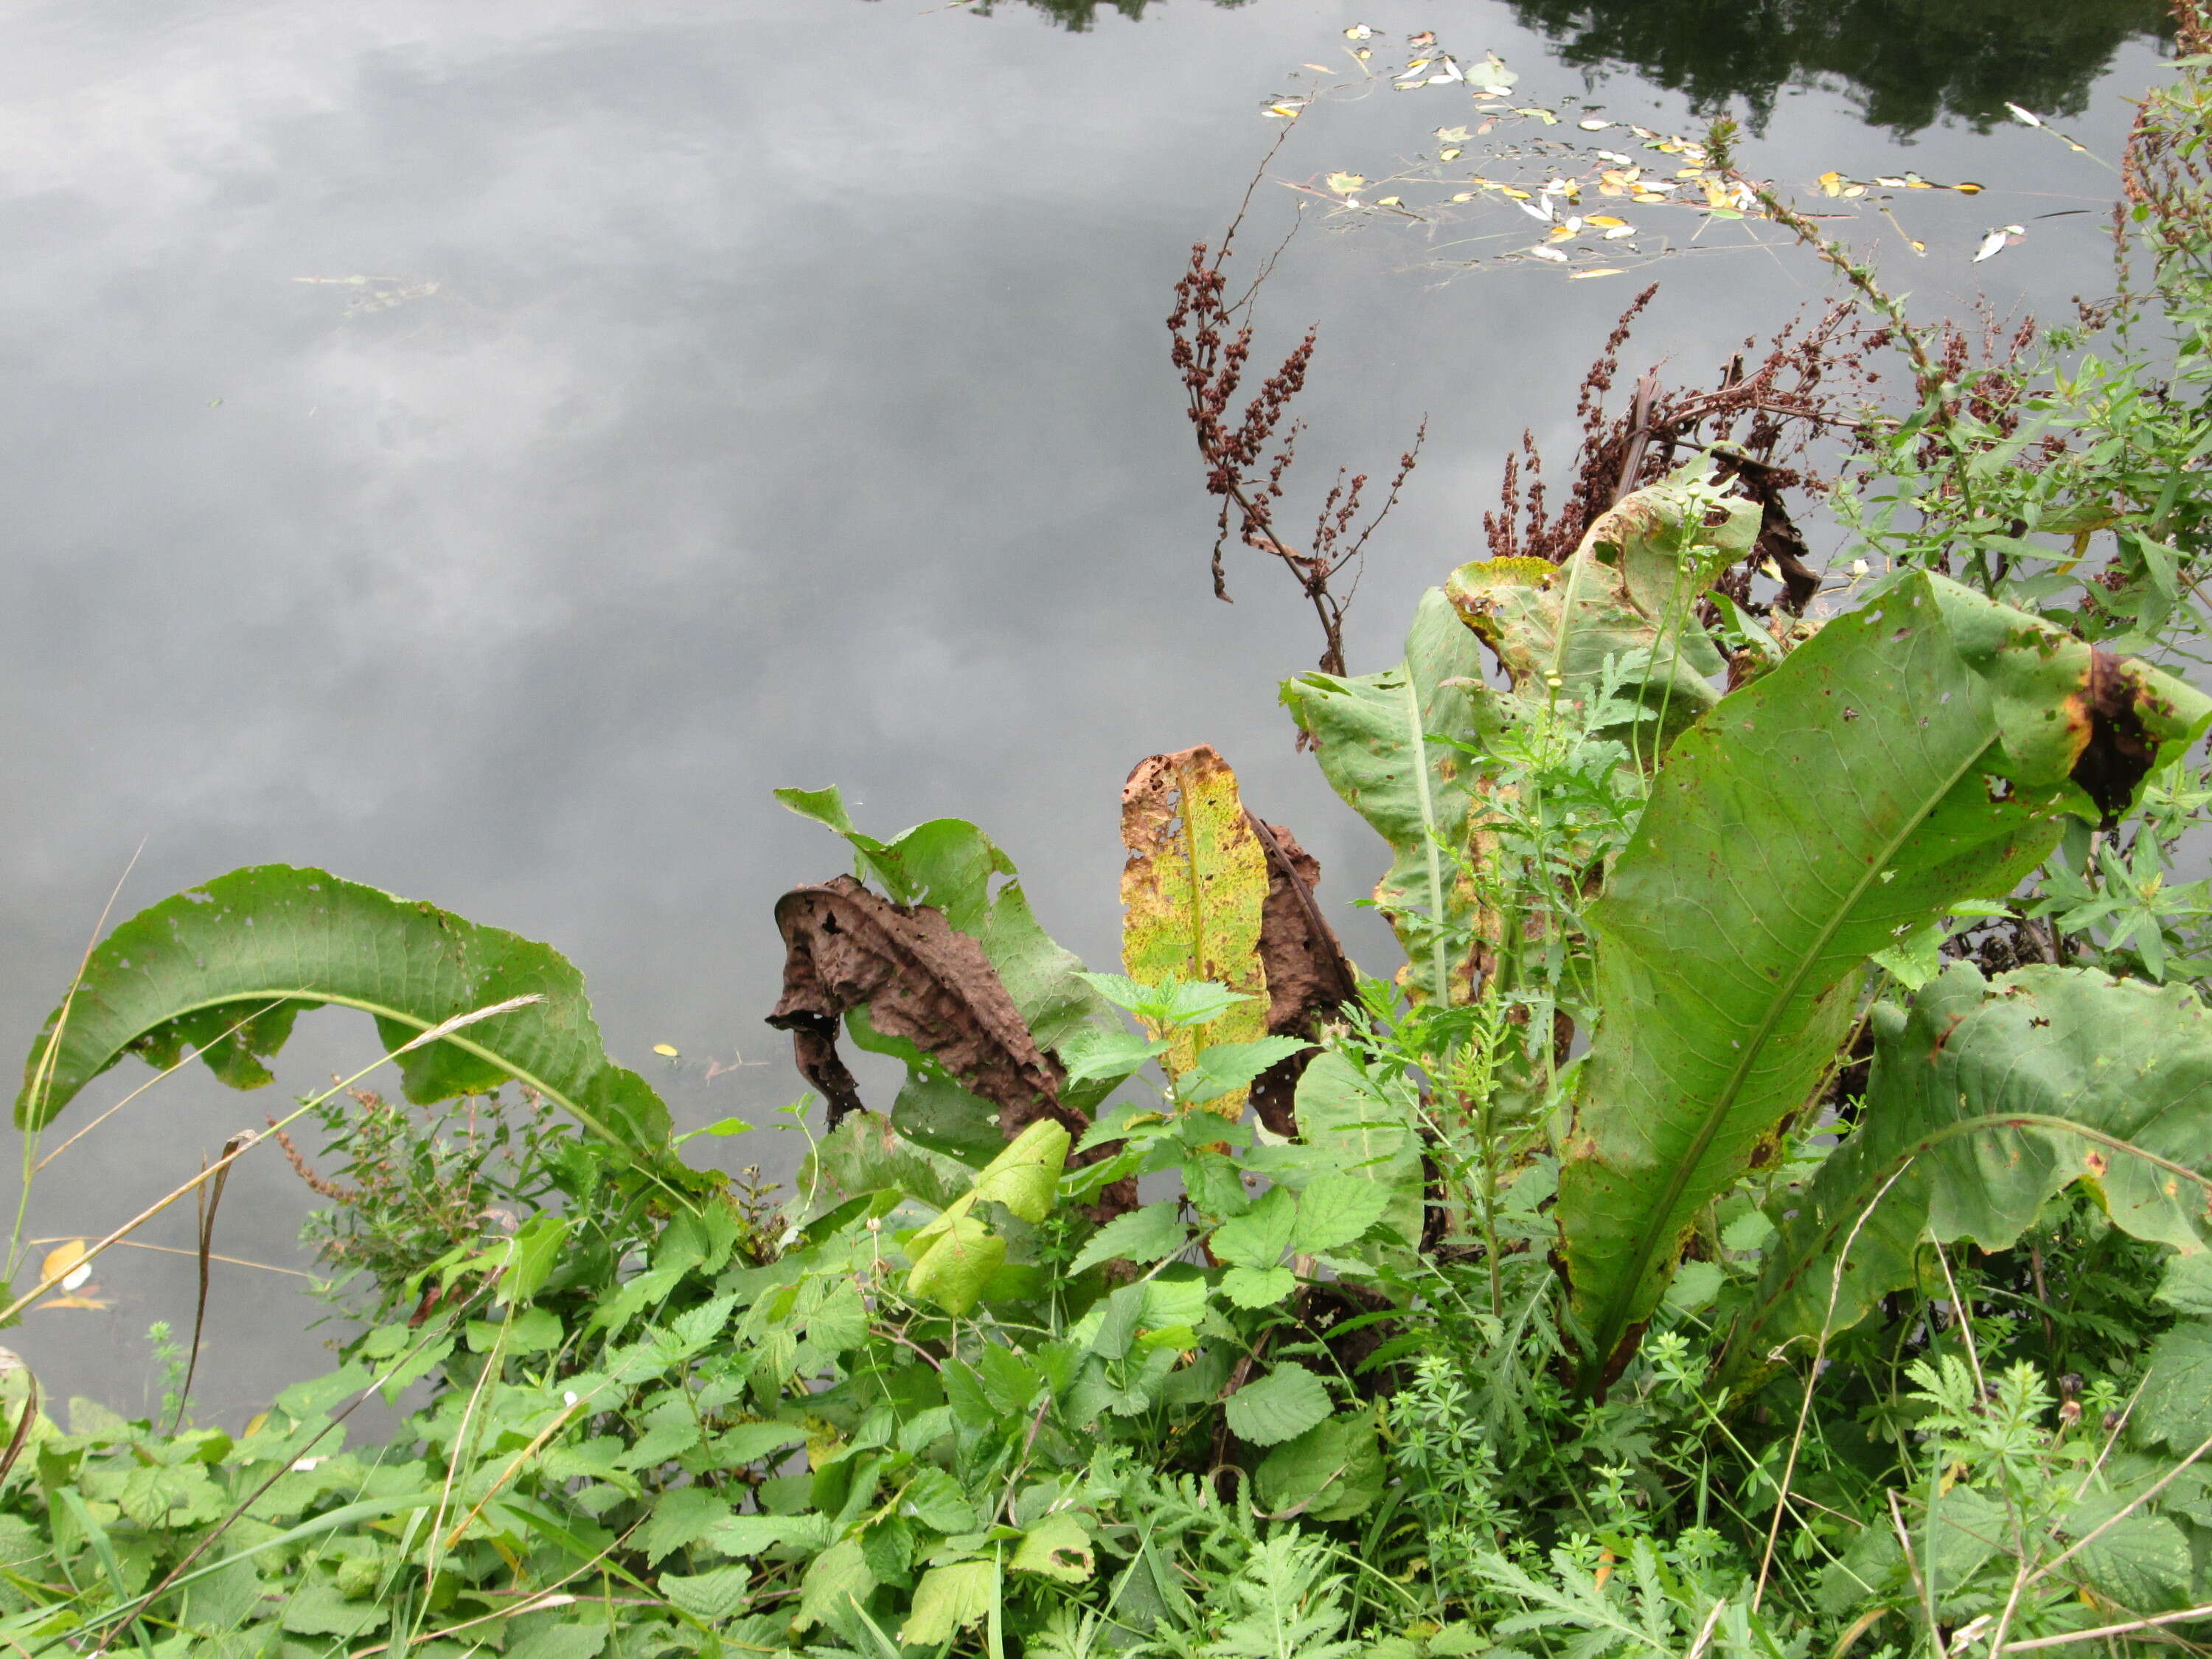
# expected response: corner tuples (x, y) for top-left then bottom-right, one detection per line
(1500, 185), (1532, 199)
(1327, 173), (1366, 194)
(652, 1043), (680, 1058)
(1436, 125), (1470, 142)
(1633, 192), (1669, 204)
(1452, 192), (1474, 202)
(1955, 181), (1985, 195)
(1265, 104), (1304, 119)
(1578, 118), (1610, 131)
(1603, 224), (1636, 240)
(1818, 170), (1845, 197)
(1570, 268), (1627, 279)
(1377, 196), (1403, 207)
(38, 1295), (109, 1312)
(1586, 214), (1626, 227)
(41, 1241), (88, 1292)
(1439, 147), (1462, 161)
(1408, 29), (1436, 47)
(1344, 21), (1373, 39)
(1527, 245), (1570, 262)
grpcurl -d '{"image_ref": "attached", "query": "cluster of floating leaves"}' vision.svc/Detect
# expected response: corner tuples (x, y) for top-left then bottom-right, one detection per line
(1261, 25), (2076, 280)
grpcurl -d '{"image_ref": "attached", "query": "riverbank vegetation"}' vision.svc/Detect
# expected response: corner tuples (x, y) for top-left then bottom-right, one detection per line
(9, 13), (2212, 1657)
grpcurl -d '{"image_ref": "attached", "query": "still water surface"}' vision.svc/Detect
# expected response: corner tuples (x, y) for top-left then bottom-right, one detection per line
(0, 0), (2166, 1417)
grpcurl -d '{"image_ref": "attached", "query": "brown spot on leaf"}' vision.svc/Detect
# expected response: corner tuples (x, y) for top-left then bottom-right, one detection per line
(2070, 650), (2160, 828)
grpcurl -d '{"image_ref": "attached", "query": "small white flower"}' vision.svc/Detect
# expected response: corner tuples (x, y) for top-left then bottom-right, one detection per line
(291, 1456), (324, 1472)
(563, 1391), (580, 1408)
(1851, 557), (1870, 578)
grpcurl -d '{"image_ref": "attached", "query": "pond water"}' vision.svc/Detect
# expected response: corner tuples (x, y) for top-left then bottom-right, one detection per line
(0, 0), (2171, 1419)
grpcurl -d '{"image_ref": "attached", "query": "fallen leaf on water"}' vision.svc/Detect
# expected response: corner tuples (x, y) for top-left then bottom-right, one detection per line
(1344, 22), (1373, 39)
(1585, 214), (1626, 227)
(1973, 224), (2027, 262)
(1327, 172), (1366, 194)
(1955, 181), (1985, 195)
(1377, 196), (1404, 206)
(1452, 192), (1474, 202)
(1436, 125), (1470, 142)
(1265, 103), (1304, 118)
(653, 1043), (680, 1058)
(2006, 102), (2043, 128)
(1515, 197), (1555, 222)
(1526, 246), (1569, 262)
(1570, 268), (1627, 279)
(1408, 29), (1436, 48)
(1603, 225), (1637, 240)
(1818, 170), (1845, 197)
(38, 1295), (110, 1312)
(1633, 192), (1669, 204)
(42, 1242), (89, 1292)
(1578, 118), (1610, 131)
(1499, 185), (1533, 200)
(1440, 147), (1462, 160)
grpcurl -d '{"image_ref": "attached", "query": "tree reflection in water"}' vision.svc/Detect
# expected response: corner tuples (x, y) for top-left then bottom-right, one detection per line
(964, 0), (2166, 137)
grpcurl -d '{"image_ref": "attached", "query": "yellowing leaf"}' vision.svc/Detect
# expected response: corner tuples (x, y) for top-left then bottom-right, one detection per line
(1439, 147), (1462, 160)
(1818, 170), (1845, 197)
(1376, 196), (1404, 207)
(1603, 225), (1636, 240)
(1326, 172), (1366, 194)
(1527, 246), (1569, 262)
(652, 1043), (680, 1058)
(1569, 268), (1627, 279)
(1344, 22), (1373, 39)
(1435, 125), (1470, 142)
(1578, 118), (1610, 131)
(41, 1241), (89, 1292)
(1585, 214), (1625, 227)
(1119, 746), (1270, 1117)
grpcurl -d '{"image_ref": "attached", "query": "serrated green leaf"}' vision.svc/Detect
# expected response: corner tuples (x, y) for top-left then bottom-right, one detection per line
(1225, 1362), (1333, 1446)
(658, 1563), (755, 1622)
(1180, 1037), (1313, 1107)
(1012, 1513), (1094, 1582)
(1210, 1186), (1297, 1269)
(1293, 1052), (1424, 1248)
(1562, 572), (2212, 1388)
(900, 1559), (996, 1645)
(1220, 1265), (1298, 1307)
(1290, 1175), (1392, 1254)
(2139, 1321), (2212, 1451)
(641, 1488), (731, 1566)
(1256, 1412), (1385, 1521)
(1068, 1202), (1192, 1277)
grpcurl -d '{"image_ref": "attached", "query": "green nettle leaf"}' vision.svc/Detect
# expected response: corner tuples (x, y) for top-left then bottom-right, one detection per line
(1290, 1174), (1392, 1255)
(1292, 1052), (1424, 1248)
(1559, 572), (2212, 1388)
(1283, 591), (1500, 1006)
(15, 864), (672, 1150)
(1220, 1265), (1298, 1308)
(1730, 964), (2212, 1382)
(803, 1110), (973, 1215)
(900, 1559), (997, 1645)
(641, 1488), (732, 1565)
(1068, 1201), (1192, 1277)
(1012, 1513), (1095, 1582)
(1256, 1411), (1385, 1521)
(657, 1564), (755, 1623)
(1211, 1186), (1298, 1269)
(1447, 465), (1759, 752)
(2138, 1321), (2212, 1450)
(1225, 1362), (1334, 1446)
(1180, 1037), (1313, 1107)
(796, 1537), (878, 1634)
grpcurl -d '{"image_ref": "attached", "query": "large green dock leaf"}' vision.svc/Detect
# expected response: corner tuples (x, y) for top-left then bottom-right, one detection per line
(18, 864), (670, 1150)
(1558, 571), (2212, 1389)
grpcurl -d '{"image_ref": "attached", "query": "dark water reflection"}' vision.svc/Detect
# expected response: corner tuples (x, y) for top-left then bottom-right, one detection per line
(0, 0), (2165, 1419)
